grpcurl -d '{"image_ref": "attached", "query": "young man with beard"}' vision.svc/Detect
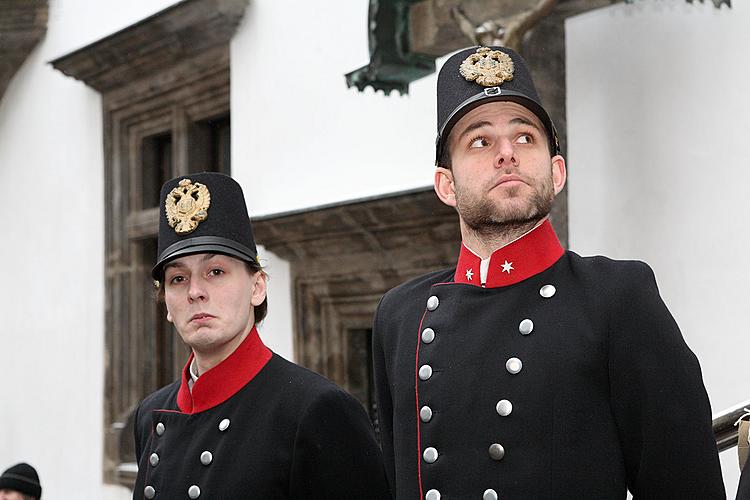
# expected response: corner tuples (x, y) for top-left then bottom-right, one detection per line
(133, 172), (391, 499)
(372, 46), (725, 499)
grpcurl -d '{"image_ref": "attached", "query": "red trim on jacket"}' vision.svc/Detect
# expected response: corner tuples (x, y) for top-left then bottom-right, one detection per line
(176, 326), (272, 414)
(453, 219), (564, 288)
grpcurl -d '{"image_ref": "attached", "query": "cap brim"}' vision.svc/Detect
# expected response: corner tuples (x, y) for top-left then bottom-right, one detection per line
(152, 236), (257, 280)
(436, 90), (558, 164)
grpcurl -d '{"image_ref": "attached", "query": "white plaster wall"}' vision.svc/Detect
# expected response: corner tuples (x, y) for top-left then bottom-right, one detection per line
(0, 1), (178, 498)
(255, 246), (294, 360)
(566, 1), (747, 496)
(231, 0), (436, 219)
(231, 0), (440, 357)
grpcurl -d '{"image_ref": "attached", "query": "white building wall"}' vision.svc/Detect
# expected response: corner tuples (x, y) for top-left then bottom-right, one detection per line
(232, 0), (436, 218)
(3, 0), (744, 496)
(231, 0), (437, 356)
(0, 1), (178, 498)
(566, 1), (747, 496)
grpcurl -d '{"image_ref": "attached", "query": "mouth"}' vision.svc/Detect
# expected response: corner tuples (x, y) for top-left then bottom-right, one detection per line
(190, 313), (216, 323)
(493, 175), (527, 189)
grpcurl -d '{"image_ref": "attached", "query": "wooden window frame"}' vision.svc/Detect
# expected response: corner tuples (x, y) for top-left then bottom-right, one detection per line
(49, 0), (248, 487)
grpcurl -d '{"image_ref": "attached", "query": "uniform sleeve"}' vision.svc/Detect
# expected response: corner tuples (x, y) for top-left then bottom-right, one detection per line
(607, 262), (725, 498)
(133, 397), (157, 466)
(289, 387), (393, 500)
(372, 296), (397, 493)
(133, 403), (145, 464)
(737, 458), (750, 500)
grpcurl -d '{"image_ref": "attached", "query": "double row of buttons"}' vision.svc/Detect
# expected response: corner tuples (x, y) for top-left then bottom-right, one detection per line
(143, 418), (231, 499)
(418, 284), (557, 500)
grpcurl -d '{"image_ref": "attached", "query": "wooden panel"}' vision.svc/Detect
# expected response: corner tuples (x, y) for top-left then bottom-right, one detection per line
(95, 3), (236, 486)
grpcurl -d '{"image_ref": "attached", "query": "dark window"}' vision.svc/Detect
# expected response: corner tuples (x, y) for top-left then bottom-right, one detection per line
(141, 133), (172, 209)
(189, 115), (230, 174)
(347, 328), (378, 434)
(103, 60), (231, 487)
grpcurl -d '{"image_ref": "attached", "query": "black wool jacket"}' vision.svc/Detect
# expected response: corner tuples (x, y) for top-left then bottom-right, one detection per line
(373, 221), (724, 499)
(134, 327), (392, 499)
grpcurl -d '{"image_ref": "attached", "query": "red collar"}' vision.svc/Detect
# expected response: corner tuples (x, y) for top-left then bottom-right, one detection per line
(176, 326), (272, 414)
(454, 220), (564, 288)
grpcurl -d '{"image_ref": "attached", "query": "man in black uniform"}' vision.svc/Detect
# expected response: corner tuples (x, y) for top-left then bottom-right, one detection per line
(133, 172), (391, 499)
(372, 46), (725, 499)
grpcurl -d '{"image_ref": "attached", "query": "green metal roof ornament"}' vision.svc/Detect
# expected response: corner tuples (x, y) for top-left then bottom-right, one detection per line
(346, 0), (436, 95)
(346, 0), (730, 96)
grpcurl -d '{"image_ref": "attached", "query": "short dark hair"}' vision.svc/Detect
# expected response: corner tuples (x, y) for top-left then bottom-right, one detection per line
(154, 256), (268, 323)
(244, 258), (268, 323)
(438, 143), (452, 169)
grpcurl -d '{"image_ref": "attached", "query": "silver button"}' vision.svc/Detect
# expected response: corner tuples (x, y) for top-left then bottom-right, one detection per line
(423, 446), (438, 463)
(218, 418), (230, 431)
(155, 422), (165, 436)
(188, 485), (201, 499)
(505, 357), (522, 374)
(426, 295), (439, 310)
(489, 443), (505, 460)
(483, 488), (499, 500)
(420, 406), (433, 422)
(421, 328), (435, 344)
(418, 365), (433, 381)
(149, 453), (159, 467)
(540, 284), (556, 298)
(144, 486), (155, 499)
(200, 450), (213, 465)
(496, 399), (513, 417)
(425, 489), (441, 500)
(519, 319), (534, 335)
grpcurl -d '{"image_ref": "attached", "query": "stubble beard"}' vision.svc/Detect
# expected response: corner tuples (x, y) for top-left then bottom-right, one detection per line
(455, 174), (554, 242)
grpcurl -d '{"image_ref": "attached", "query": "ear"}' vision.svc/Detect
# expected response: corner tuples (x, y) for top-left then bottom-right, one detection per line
(434, 167), (457, 208)
(166, 310), (173, 323)
(551, 155), (567, 195)
(250, 271), (267, 307)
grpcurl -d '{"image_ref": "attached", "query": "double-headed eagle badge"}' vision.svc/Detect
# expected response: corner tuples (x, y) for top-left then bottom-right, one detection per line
(165, 178), (211, 235)
(459, 47), (514, 87)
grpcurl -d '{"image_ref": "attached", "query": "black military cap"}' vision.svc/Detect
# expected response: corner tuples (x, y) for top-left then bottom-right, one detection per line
(0, 462), (42, 498)
(152, 172), (258, 280)
(435, 46), (560, 165)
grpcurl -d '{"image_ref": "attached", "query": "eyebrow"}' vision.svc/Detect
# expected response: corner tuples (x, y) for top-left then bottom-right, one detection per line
(509, 116), (542, 131)
(163, 253), (220, 271)
(456, 116), (543, 143)
(456, 120), (493, 142)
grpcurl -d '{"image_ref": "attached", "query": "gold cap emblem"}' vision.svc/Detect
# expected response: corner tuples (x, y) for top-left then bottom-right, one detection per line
(165, 178), (211, 235)
(459, 47), (514, 87)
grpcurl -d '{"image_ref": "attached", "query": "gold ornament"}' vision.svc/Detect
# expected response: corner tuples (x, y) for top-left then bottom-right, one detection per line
(459, 47), (514, 87)
(165, 178), (211, 235)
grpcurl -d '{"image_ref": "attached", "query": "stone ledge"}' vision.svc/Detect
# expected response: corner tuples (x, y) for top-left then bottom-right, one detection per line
(0, 0), (48, 102)
(49, 0), (248, 93)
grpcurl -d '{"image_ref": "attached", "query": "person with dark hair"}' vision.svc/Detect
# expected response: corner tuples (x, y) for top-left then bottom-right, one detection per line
(372, 46), (725, 499)
(0, 463), (41, 500)
(133, 172), (391, 499)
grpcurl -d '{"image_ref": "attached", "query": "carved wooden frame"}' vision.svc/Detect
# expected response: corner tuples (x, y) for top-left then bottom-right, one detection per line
(253, 189), (462, 388)
(49, 0), (248, 487)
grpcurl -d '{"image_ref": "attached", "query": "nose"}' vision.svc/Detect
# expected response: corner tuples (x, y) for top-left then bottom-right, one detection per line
(494, 137), (518, 168)
(187, 277), (207, 303)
